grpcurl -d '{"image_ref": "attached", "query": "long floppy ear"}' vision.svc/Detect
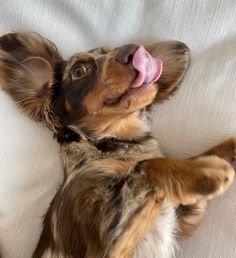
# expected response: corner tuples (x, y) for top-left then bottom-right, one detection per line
(145, 41), (190, 102)
(0, 32), (62, 121)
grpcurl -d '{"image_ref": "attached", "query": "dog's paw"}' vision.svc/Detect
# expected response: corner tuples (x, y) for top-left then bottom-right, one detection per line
(205, 137), (236, 166)
(224, 137), (236, 170)
(194, 156), (235, 197)
(220, 137), (236, 167)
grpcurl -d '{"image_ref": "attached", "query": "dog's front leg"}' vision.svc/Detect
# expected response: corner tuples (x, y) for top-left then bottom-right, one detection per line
(142, 156), (234, 206)
(174, 137), (236, 236)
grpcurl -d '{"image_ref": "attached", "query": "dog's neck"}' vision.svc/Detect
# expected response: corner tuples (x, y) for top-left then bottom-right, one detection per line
(55, 108), (152, 145)
(56, 106), (162, 177)
(60, 132), (162, 176)
(55, 127), (152, 153)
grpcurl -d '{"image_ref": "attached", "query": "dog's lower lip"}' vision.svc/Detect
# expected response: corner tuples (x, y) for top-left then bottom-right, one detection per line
(105, 81), (155, 106)
(121, 83), (155, 101)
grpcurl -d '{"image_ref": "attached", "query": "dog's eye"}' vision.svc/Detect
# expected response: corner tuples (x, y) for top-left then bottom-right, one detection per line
(72, 65), (87, 79)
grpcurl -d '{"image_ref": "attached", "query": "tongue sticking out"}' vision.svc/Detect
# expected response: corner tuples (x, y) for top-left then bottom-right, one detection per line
(132, 46), (163, 88)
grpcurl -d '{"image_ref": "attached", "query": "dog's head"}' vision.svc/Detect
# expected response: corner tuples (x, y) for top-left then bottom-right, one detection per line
(0, 33), (190, 141)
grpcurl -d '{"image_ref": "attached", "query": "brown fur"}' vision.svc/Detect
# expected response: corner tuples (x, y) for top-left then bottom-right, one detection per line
(0, 32), (235, 258)
(110, 195), (162, 258)
(177, 200), (207, 237)
(146, 41), (190, 102)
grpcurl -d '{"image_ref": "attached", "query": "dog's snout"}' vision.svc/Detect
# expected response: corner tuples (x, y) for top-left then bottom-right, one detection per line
(116, 44), (139, 65)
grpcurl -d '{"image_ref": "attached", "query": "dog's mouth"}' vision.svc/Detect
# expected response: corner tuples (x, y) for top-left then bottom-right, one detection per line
(105, 46), (163, 106)
(131, 45), (163, 87)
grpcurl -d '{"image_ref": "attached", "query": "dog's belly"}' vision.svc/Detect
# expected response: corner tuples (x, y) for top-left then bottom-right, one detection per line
(134, 201), (177, 258)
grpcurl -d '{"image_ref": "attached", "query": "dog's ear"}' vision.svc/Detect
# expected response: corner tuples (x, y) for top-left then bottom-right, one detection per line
(0, 32), (62, 122)
(21, 57), (53, 89)
(145, 41), (190, 102)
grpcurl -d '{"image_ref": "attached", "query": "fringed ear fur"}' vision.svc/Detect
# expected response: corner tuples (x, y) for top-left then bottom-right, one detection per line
(146, 41), (190, 102)
(0, 32), (62, 121)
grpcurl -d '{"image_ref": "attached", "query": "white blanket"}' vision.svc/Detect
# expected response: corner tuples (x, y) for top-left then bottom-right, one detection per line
(0, 0), (235, 257)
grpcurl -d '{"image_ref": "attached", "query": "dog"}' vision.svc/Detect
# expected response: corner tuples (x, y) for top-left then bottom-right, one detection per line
(0, 32), (235, 258)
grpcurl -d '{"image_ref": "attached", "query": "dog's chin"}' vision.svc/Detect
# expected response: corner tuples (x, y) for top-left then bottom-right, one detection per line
(122, 83), (157, 102)
(105, 82), (157, 111)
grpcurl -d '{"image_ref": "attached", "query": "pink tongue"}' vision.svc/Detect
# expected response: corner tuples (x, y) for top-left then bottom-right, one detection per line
(132, 45), (163, 88)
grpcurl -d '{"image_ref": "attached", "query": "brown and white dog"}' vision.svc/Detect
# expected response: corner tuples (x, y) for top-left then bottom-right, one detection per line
(0, 32), (235, 258)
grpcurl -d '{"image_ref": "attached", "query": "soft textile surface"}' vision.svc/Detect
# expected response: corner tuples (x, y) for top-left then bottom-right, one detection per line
(0, 0), (235, 257)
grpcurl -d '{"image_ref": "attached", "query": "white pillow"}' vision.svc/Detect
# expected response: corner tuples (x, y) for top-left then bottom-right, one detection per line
(0, 0), (235, 257)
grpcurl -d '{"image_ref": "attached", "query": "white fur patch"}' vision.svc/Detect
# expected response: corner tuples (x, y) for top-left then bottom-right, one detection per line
(134, 201), (178, 258)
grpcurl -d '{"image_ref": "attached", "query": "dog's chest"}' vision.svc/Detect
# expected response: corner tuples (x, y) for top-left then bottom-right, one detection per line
(60, 137), (177, 258)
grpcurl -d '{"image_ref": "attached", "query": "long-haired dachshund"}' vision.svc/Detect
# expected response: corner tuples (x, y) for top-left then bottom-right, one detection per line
(0, 32), (235, 258)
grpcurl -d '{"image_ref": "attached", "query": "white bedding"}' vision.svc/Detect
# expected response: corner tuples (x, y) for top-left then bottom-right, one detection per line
(0, 0), (235, 257)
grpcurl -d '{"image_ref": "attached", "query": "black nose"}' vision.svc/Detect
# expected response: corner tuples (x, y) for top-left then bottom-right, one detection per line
(115, 44), (139, 65)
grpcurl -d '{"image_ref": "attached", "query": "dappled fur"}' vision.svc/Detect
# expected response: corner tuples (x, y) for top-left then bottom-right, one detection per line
(0, 32), (235, 258)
